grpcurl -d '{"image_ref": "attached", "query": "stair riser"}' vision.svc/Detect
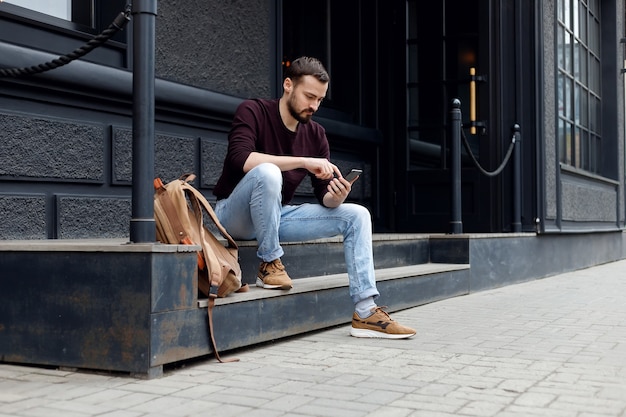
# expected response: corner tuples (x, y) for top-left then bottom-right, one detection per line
(238, 238), (431, 284)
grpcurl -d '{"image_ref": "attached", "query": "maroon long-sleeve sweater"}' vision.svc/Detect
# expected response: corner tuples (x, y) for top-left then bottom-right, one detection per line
(213, 98), (331, 205)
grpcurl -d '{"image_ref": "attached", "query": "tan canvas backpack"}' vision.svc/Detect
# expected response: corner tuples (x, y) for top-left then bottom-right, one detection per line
(153, 174), (247, 362)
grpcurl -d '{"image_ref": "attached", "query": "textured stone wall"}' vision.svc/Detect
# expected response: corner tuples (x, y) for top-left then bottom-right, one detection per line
(0, 114), (112, 239)
(0, 114), (104, 181)
(542, 0), (557, 222)
(155, 0), (272, 98)
(0, 114), (235, 239)
(0, 195), (47, 239)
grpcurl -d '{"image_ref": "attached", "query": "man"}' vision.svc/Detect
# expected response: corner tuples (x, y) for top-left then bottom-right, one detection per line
(213, 57), (415, 339)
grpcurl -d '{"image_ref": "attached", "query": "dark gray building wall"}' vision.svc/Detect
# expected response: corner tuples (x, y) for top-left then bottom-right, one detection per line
(0, 1), (279, 240)
(540, 0), (626, 232)
(155, 0), (273, 98)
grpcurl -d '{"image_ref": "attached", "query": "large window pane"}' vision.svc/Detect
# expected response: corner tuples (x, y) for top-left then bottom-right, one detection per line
(573, 0), (579, 36)
(558, 73), (566, 116)
(557, 0), (601, 174)
(574, 83), (581, 124)
(574, 127), (581, 166)
(564, 121), (573, 164)
(589, 16), (600, 54)
(558, 26), (566, 69)
(593, 96), (601, 133)
(579, 43), (587, 84)
(559, 118), (566, 163)
(592, 135), (601, 171)
(590, 58), (600, 94)
(573, 39), (581, 78)
(580, 129), (589, 170)
(581, 88), (588, 125)
(564, 77), (572, 120)
(3, 0), (70, 20)
(579, 4), (587, 40)
(565, 32), (573, 73)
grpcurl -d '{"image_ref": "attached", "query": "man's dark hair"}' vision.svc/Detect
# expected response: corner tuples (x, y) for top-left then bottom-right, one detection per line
(284, 56), (330, 84)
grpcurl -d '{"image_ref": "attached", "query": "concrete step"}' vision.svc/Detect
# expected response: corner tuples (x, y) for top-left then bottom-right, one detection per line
(202, 263), (469, 307)
(189, 263), (470, 361)
(0, 237), (468, 378)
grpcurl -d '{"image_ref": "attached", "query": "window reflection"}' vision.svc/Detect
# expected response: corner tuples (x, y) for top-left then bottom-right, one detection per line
(2, 0), (70, 20)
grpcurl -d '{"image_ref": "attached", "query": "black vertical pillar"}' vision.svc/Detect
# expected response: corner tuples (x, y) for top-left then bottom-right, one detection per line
(130, 0), (157, 243)
(450, 99), (463, 234)
(512, 124), (522, 233)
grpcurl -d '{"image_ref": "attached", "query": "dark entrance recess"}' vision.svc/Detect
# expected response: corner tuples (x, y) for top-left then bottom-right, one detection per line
(401, 0), (537, 233)
(282, 0), (376, 127)
(400, 0), (494, 233)
(283, 0), (536, 234)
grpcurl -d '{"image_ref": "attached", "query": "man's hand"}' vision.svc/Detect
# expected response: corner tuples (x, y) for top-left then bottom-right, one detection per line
(303, 157), (340, 180)
(323, 175), (355, 208)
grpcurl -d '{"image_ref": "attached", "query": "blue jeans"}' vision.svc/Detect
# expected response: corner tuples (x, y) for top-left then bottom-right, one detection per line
(214, 163), (380, 304)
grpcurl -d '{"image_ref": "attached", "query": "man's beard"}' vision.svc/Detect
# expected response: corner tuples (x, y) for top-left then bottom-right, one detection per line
(287, 95), (314, 124)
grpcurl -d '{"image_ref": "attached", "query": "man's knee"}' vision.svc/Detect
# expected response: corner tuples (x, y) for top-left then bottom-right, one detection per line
(345, 203), (370, 218)
(252, 163), (282, 190)
(343, 203), (372, 227)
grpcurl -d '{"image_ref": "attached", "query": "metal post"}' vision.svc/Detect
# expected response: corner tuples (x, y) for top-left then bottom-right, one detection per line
(130, 0), (157, 243)
(512, 124), (522, 232)
(450, 99), (463, 234)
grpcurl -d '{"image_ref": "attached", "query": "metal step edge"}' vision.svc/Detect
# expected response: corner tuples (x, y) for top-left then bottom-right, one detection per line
(198, 263), (469, 308)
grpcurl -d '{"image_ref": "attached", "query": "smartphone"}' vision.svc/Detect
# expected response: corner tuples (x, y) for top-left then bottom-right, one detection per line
(344, 169), (362, 182)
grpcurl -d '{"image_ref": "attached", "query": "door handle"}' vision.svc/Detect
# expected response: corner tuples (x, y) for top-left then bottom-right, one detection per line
(469, 67), (487, 135)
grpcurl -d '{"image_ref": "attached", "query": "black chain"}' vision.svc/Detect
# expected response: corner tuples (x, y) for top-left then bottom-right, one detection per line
(460, 128), (516, 177)
(0, 3), (132, 78)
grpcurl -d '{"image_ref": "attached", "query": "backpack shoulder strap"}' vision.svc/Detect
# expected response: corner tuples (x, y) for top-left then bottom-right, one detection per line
(180, 182), (238, 249)
(178, 180), (241, 364)
(206, 297), (238, 363)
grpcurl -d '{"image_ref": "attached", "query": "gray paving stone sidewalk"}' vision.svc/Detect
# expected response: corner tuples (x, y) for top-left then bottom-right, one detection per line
(1, 260), (626, 417)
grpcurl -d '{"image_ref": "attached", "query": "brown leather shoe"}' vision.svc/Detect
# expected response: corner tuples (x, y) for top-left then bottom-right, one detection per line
(256, 259), (293, 290)
(350, 307), (416, 339)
